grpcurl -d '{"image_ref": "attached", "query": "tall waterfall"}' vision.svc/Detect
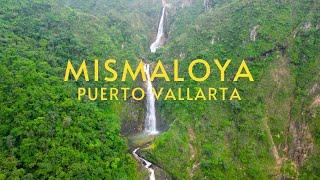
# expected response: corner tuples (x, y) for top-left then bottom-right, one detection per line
(144, 64), (158, 135)
(144, 2), (167, 134)
(133, 2), (168, 179)
(150, 6), (166, 53)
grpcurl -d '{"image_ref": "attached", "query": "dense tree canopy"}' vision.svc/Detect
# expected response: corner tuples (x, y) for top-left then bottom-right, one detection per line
(0, 0), (319, 179)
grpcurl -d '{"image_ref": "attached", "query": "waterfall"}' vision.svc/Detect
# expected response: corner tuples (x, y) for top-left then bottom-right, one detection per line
(144, 2), (168, 134)
(144, 64), (158, 135)
(133, 3), (168, 179)
(150, 6), (166, 53)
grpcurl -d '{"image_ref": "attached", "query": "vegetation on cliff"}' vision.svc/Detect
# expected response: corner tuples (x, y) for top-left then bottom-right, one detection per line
(0, 0), (319, 179)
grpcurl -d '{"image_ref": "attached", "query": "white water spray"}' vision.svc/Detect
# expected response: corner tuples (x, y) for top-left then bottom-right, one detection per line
(144, 64), (158, 135)
(150, 6), (166, 53)
(144, 1), (168, 134)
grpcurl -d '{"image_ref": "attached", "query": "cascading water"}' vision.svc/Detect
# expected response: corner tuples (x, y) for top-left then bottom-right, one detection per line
(133, 2), (168, 180)
(133, 148), (156, 180)
(145, 1), (167, 134)
(144, 64), (158, 135)
(150, 6), (166, 53)
(132, 65), (159, 179)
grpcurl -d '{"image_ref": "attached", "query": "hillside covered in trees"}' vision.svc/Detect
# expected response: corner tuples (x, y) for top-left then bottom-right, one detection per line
(0, 0), (319, 179)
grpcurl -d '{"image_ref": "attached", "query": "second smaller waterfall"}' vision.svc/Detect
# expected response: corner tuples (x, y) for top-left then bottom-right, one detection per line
(144, 64), (158, 135)
(150, 7), (166, 53)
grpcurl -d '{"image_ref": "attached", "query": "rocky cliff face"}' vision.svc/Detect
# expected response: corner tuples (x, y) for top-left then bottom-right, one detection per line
(162, 0), (194, 8)
(121, 98), (145, 136)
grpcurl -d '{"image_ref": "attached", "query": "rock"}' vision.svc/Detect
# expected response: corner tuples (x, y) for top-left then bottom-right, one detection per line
(302, 22), (312, 31)
(121, 96), (145, 136)
(289, 121), (314, 167)
(250, 25), (260, 41)
(180, 0), (193, 8)
(309, 83), (319, 95)
(203, 0), (213, 11)
(210, 36), (220, 44)
(179, 52), (186, 59)
(311, 96), (320, 107)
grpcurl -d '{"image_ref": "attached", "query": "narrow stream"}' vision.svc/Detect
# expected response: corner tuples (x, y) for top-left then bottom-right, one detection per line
(133, 148), (156, 180)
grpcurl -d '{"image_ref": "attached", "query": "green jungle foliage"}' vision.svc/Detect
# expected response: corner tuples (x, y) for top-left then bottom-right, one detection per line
(0, 0), (319, 179)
